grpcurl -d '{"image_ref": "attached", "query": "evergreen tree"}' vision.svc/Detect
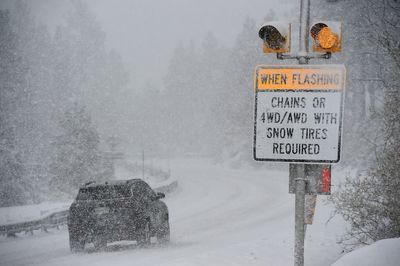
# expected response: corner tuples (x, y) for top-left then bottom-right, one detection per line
(9, 2), (55, 203)
(49, 104), (109, 195)
(0, 1), (127, 204)
(0, 10), (27, 206)
(330, 0), (400, 249)
(161, 13), (277, 159)
(197, 32), (230, 155)
(163, 42), (200, 154)
(52, 0), (129, 137)
(215, 16), (271, 162)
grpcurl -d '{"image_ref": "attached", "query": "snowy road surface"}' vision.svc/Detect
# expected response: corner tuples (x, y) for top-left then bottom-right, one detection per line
(0, 159), (346, 266)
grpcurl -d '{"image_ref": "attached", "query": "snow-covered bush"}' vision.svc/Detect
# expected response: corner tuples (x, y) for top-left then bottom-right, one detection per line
(331, 0), (400, 249)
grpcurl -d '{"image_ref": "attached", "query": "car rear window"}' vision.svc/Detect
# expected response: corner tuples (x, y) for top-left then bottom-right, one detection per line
(76, 185), (132, 200)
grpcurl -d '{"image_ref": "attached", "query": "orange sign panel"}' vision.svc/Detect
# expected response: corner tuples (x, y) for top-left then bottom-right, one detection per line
(255, 66), (345, 91)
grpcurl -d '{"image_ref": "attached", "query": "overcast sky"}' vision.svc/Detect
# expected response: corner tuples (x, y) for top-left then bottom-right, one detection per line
(2, 0), (295, 89)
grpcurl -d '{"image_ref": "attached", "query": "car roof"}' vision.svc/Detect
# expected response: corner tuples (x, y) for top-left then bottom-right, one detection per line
(81, 178), (146, 188)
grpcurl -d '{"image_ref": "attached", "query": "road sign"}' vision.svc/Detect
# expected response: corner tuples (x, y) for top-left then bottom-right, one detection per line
(253, 65), (345, 163)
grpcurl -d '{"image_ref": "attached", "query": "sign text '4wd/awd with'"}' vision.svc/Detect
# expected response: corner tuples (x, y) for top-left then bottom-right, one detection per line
(253, 65), (346, 163)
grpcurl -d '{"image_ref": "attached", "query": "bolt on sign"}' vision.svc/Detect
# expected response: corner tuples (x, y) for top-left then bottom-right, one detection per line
(253, 65), (346, 163)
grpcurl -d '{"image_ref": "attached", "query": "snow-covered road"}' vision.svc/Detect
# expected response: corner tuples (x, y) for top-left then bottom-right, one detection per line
(0, 159), (345, 266)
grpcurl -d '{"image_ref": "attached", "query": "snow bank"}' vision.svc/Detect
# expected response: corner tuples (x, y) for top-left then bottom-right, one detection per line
(332, 238), (400, 266)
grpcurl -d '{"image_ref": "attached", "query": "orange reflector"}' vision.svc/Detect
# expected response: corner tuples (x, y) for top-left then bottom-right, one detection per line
(317, 27), (338, 49)
(322, 166), (331, 193)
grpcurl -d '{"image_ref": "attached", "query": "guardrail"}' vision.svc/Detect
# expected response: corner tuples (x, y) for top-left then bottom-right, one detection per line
(0, 210), (69, 237)
(0, 178), (178, 238)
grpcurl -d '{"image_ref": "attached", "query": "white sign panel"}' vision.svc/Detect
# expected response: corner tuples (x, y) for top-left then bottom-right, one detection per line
(253, 65), (346, 163)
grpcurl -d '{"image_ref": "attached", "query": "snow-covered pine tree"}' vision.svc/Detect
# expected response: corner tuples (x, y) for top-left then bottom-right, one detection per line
(330, 0), (400, 249)
(197, 32), (229, 156)
(163, 42), (200, 154)
(0, 10), (27, 207)
(213, 16), (271, 162)
(48, 103), (110, 195)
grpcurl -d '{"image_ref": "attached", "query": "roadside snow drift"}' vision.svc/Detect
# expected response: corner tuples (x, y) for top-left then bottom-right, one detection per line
(1, 159), (350, 266)
(332, 238), (400, 266)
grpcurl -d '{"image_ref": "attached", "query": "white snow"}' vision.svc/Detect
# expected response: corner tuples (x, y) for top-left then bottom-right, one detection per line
(332, 238), (400, 266)
(0, 159), (359, 266)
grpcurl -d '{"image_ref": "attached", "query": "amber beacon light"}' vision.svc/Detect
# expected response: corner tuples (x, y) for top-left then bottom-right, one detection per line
(310, 21), (342, 53)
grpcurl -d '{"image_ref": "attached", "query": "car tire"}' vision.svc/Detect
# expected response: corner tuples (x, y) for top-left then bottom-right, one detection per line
(137, 219), (151, 247)
(156, 220), (170, 244)
(93, 236), (107, 251)
(69, 232), (85, 252)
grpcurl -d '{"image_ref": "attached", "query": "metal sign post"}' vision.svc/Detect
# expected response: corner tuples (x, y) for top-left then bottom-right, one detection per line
(295, 1), (310, 265)
(292, 0), (309, 265)
(293, 164), (306, 266)
(254, 1), (345, 265)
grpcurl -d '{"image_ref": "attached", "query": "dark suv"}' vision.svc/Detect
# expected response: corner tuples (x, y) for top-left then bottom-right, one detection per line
(67, 179), (170, 252)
